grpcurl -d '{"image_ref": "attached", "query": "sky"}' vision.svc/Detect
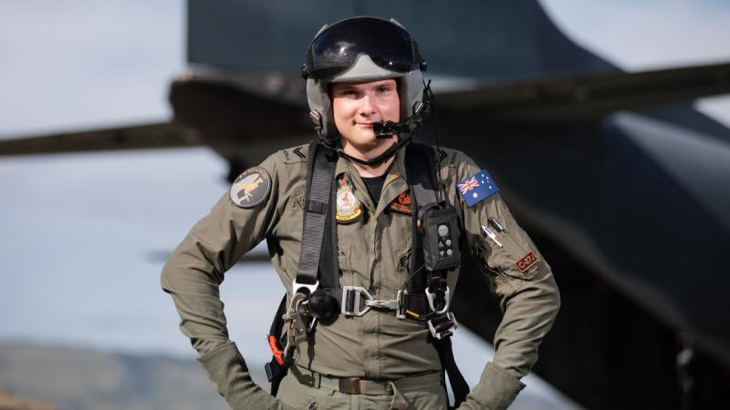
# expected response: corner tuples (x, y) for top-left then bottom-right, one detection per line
(539, 0), (730, 126)
(1, 0), (730, 408)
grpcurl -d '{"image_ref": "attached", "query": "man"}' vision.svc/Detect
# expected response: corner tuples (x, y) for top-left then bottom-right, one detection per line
(162, 16), (560, 410)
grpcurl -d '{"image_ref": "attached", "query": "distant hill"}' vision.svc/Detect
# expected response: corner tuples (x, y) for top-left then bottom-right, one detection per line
(0, 390), (56, 410)
(0, 341), (230, 410)
(0, 341), (578, 410)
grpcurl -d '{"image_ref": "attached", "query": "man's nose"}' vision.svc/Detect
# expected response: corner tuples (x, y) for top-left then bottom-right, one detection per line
(359, 94), (377, 116)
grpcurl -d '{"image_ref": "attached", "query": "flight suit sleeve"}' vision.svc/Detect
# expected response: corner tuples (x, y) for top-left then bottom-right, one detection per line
(447, 151), (561, 409)
(161, 153), (283, 354)
(161, 153), (294, 410)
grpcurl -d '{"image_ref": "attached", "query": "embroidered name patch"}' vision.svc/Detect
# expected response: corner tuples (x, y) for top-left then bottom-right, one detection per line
(390, 192), (412, 215)
(458, 169), (499, 208)
(230, 167), (271, 208)
(336, 174), (362, 224)
(516, 251), (539, 273)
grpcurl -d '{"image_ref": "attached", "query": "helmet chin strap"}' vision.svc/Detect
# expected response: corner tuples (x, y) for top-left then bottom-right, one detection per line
(338, 135), (412, 167)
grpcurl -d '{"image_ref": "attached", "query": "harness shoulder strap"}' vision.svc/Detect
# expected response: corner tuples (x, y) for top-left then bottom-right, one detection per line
(405, 143), (470, 409)
(405, 142), (438, 206)
(267, 141), (341, 394)
(296, 142), (339, 292)
(405, 143), (436, 298)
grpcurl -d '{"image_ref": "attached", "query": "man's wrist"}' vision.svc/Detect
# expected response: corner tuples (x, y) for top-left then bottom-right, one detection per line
(198, 341), (293, 410)
(458, 362), (525, 410)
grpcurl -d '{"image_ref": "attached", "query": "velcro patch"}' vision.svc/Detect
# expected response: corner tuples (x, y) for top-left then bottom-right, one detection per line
(230, 167), (271, 208)
(516, 251), (539, 273)
(458, 169), (499, 208)
(438, 148), (448, 163)
(293, 146), (306, 159)
(390, 192), (412, 215)
(282, 145), (308, 164)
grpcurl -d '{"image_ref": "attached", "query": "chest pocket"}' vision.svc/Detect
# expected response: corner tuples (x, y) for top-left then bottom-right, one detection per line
(394, 235), (412, 277)
(337, 244), (350, 274)
(289, 184), (306, 211)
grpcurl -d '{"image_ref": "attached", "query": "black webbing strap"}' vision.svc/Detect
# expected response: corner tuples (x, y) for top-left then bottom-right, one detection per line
(406, 143), (438, 206)
(405, 143), (469, 408)
(437, 337), (470, 409)
(405, 143), (437, 297)
(266, 142), (340, 394)
(296, 142), (339, 290)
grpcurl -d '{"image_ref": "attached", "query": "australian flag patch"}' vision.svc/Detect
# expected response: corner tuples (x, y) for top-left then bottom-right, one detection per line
(458, 169), (499, 208)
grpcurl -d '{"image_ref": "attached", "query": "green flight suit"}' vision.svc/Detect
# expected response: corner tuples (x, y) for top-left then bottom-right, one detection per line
(161, 143), (560, 409)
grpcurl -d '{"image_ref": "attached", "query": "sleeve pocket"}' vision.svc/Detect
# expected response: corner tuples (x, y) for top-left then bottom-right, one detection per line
(488, 215), (544, 281)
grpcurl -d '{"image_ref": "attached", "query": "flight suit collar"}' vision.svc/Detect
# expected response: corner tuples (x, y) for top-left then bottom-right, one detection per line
(336, 145), (409, 216)
(377, 147), (409, 217)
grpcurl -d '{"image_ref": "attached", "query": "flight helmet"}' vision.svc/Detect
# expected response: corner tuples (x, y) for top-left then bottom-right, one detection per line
(302, 16), (428, 139)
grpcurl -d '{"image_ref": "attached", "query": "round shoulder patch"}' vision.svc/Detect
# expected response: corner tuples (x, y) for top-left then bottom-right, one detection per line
(230, 167), (272, 208)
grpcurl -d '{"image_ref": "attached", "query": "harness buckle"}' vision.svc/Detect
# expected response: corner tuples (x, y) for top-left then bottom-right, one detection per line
(293, 279), (319, 297)
(428, 312), (458, 340)
(396, 289), (407, 319)
(425, 286), (451, 314)
(341, 286), (398, 317)
(341, 286), (370, 317)
(282, 291), (310, 363)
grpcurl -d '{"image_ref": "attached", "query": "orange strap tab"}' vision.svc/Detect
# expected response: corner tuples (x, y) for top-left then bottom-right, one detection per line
(268, 335), (285, 365)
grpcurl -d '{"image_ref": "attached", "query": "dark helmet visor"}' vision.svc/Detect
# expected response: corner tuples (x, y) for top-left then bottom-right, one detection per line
(303, 17), (425, 80)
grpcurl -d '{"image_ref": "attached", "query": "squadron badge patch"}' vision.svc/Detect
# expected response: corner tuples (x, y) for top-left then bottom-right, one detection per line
(336, 174), (362, 224)
(458, 169), (499, 208)
(230, 167), (271, 208)
(390, 192), (412, 215)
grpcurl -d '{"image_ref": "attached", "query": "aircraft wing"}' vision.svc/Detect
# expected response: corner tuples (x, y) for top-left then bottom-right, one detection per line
(0, 69), (313, 164)
(2, 62), (729, 158)
(436, 61), (730, 125)
(0, 122), (202, 156)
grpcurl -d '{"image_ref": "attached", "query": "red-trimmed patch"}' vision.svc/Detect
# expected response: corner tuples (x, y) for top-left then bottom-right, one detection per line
(390, 192), (412, 215)
(516, 251), (539, 273)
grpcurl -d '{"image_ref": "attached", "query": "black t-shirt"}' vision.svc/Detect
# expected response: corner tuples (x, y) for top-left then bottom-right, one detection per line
(361, 174), (387, 207)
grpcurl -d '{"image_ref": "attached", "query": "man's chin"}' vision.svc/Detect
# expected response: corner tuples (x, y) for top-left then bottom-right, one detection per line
(345, 136), (397, 156)
(347, 132), (378, 147)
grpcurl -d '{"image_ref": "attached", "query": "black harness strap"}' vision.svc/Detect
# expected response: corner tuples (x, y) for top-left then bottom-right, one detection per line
(436, 337), (468, 410)
(406, 143), (438, 205)
(405, 143), (470, 409)
(266, 142), (340, 395)
(297, 142), (339, 291)
(405, 143), (436, 301)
